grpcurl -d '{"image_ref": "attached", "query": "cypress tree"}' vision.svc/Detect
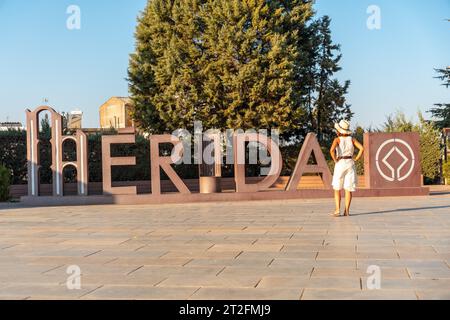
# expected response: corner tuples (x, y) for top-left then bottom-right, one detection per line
(429, 68), (450, 129)
(199, 0), (313, 131)
(128, 0), (207, 133)
(308, 16), (352, 143)
(129, 0), (315, 134)
(128, 1), (351, 143)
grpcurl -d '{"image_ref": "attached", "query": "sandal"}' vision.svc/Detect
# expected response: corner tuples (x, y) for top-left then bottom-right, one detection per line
(330, 211), (340, 217)
(344, 210), (350, 217)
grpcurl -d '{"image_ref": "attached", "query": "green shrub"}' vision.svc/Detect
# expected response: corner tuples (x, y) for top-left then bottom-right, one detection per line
(443, 161), (450, 185)
(0, 130), (27, 184)
(0, 165), (11, 202)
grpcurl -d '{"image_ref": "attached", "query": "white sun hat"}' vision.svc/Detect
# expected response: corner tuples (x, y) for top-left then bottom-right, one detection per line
(334, 120), (352, 135)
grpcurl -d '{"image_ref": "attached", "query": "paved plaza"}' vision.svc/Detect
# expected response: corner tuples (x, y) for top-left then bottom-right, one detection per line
(0, 193), (449, 300)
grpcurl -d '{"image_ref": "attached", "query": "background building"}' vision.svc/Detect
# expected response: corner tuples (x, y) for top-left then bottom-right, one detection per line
(0, 122), (23, 131)
(99, 97), (134, 129)
(67, 110), (83, 130)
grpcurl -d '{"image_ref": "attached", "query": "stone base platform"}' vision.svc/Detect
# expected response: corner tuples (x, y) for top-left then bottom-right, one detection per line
(20, 187), (430, 207)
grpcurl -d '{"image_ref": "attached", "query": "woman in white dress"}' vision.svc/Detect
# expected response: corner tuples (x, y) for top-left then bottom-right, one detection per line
(329, 120), (364, 217)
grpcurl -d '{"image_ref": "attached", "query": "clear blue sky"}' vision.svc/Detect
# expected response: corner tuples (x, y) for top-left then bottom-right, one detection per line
(0, 0), (448, 129)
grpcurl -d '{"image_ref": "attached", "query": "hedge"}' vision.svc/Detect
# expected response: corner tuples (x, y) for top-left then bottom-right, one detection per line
(0, 130), (205, 185)
(443, 161), (450, 185)
(0, 165), (10, 201)
(0, 130), (28, 185)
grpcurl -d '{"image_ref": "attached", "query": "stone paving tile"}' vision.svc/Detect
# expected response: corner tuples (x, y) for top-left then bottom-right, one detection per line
(81, 286), (199, 300)
(356, 252), (400, 259)
(407, 267), (450, 279)
(0, 284), (99, 300)
(218, 266), (314, 278)
(190, 288), (303, 300)
(208, 244), (283, 252)
(311, 267), (409, 279)
(432, 246), (450, 254)
(185, 258), (273, 268)
(27, 256), (116, 266)
(78, 274), (166, 287)
(269, 259), (318, 268)
(0, 274), (66, 287)
(396, 245), (437, 253)
(157, 274), (261, 288)
(0, 263), (64, 274)
(311, 260), (358, 268)
(43, 264), (140, 276)
(141, 244), (215, 251)
(301, 289), (418, 300)
(280, 240), (325, 246)
(315, 252), (359, 260)
(132, 266), (225, 277)
(439, 253), (450, 260)
(58, 239), (131, 246)
(258, 276), (361, 290)
(358, 259), (448, 269)
(363, 279), (450, 290)
(94, 249), (168, 258)
(237, 251), (318, 260)
(106, 257), (191, 267)
(357, 248), (398, 255)
(320, 245), (357, 252)
(402, 252), (447, 260)
(160, 251), (241, 259)
(416, 290), (450, 300)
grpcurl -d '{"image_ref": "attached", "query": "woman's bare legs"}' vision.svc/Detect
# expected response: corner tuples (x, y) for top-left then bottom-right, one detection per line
(334, 190), (341, 216)
(344, 190), (353, 216)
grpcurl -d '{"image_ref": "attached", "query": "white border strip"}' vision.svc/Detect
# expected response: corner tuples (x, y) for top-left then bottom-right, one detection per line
(55, 119), (60, 195)
(30, 120), (35, 196)
(80, 134), (85, 195)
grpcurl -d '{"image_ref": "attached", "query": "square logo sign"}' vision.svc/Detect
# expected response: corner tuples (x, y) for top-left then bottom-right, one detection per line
(364, 132), (422, 189)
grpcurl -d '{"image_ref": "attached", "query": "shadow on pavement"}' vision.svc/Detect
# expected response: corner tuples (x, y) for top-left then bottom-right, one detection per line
(352, 205), (450, 216)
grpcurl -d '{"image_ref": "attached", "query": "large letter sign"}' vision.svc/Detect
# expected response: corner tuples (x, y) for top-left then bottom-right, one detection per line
(22, 106), (429, 206)
(102, 131), (137, 196)
(233, 133), (282, 193)
(364, 132), (422, 189)
(26, 106), (88, 197)
(151, 135), (191, 195)
(286, 133), (332, 191)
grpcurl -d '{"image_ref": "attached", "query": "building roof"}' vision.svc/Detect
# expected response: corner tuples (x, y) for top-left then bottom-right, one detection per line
(0, 122), (23, 131)
(115, 97), (132, 103)
(0, 122), (23, 127)
(99, 97), (133, 113)
(69, 109), (83, 115)
(102, 97), (132, 104)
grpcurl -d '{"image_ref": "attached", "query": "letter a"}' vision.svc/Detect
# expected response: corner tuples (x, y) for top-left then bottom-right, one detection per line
(66, 5), (81, 30)
(286, 133), (332, 191)
(366, 5), (381, 30)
